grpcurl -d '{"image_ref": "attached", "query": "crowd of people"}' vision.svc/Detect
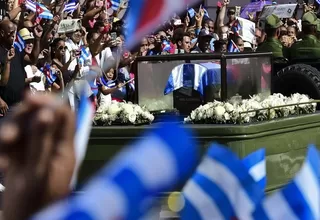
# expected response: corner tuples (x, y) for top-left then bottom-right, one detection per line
(0, 0), (320, 118)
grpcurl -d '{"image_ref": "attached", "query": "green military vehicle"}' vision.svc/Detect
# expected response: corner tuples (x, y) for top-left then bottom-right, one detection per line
(80, 52), (320, 198)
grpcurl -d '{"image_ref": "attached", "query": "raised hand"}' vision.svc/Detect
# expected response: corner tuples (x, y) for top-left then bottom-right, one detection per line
(34, 25), (44, 39)
(7, 47), (15, 62)
(0, 93), (76, 220)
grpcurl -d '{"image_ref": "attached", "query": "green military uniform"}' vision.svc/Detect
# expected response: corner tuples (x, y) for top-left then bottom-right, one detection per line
(256, 14), (284, 58)
(289, 12), (320, 60)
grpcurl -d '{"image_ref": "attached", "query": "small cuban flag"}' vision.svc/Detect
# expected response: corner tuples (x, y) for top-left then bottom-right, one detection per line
(228, 39), (240, 53)
(26, 0), (53, 20)
(64, 0), (79, 14)
(79, 46), (91, 65)
(41, 64), (57, 86)
(13, 32), (25, 52)
(188, 8), (196, 18)
(180, 143), (264, 220)
(111, 0), (121, 11)
(253, 145), (320, 220)
(231, 19), (242, 36)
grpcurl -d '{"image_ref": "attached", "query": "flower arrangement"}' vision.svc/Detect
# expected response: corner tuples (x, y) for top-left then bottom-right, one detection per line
(184, 93), (317, 124)
(94, 101), (155, 125)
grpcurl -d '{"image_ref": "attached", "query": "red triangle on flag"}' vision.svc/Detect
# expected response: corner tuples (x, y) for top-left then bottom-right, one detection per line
(107, 0), (112, 9)
(36, 4), (44, 15)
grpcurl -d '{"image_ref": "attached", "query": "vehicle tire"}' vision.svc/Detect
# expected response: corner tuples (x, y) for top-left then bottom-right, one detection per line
(274, 64), (320, 101)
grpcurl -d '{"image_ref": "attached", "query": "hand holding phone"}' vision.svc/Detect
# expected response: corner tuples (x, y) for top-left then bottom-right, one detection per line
(110, 32), (117, 41)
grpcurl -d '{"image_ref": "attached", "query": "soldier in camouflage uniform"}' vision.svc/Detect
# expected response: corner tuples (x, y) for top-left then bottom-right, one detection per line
(288, 12), (320, 60)
(256, 14), (284, 58)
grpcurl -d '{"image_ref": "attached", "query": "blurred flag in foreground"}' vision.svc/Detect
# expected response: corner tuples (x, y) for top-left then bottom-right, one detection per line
(126, 0), (201, 48)
(253, 145), (320, 220)
(243, 148), (266, 190)
(32, 123), (199, 220)
(180, 144), (264, 220)
(70, 91), (95, 189)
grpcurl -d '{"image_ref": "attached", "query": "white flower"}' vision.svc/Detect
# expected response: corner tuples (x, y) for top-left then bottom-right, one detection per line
(214, 106), (225, 118)
(190, 111), (197, 120)
(198, 112), (204, 120)
(206, 108), (214, 118)
(122, 103), (134, 114)
(102, 114), (109, 121)
(225, 103), (234, 112)
(128, 113), (137, 124)
(224, 112), (230, 121)
(108, 103), (122, 115)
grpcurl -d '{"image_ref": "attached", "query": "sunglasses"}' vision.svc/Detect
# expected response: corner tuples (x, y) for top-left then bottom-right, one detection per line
(141, 44), (148, 46)
(58, 46), (67, 51)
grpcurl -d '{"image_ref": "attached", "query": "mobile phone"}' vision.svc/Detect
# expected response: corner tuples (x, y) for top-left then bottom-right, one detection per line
(111, 32), (117, 40)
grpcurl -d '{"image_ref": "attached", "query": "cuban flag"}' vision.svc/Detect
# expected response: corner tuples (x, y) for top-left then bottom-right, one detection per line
(64, 0), (79, 13)
(231, 19), (242, 36)
(70, 90), (95, 189)
(126, 0), (201, 48)
(188, 8), (196, 18)
(31, 123), (199, 220)
(13, 32), (25, 52)
(180, 143), (264, 220)
(243, 149), (266, 190)
(253, 145), (320, 220)
(26, 0), (53, 20)
(162, 40), (171, 52)
(111, 0), (121, 11)
(41, 64), (57, 86)
(228, 39), (240, 53)
(79, 47), (91, 65)
(203, 7), (210, 18)
(164, 63), (224, 96)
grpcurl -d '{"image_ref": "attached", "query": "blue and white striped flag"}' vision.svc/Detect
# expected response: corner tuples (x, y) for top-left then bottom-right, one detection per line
(243, 148), (266, 190)
(111, 0), (121, 11)
(253, 145), (320, 220)
(70, 90), (94, 189)
(64, 0), (79, 13)
(180, 143), (264, 220)
(13, 32), (25, 52)
(31, 123), (199, 220)
(78, 47), (90, 65)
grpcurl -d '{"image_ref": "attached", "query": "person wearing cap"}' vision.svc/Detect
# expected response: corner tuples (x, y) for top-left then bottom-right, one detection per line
(256, 14), (284, 58)
(288, 11), (320, 60)
(226, 7), (237, 28)
(193, 29), (214, 53)
(19, 28), (43, 90)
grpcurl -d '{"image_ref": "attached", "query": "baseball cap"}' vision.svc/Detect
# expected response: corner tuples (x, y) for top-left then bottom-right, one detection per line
(199, 29), (214, 38)
(228, 7), (236, 14)
(19, 28), (34, 41)
(302, 11), (319, 25)
(265, 14), (283, 29)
